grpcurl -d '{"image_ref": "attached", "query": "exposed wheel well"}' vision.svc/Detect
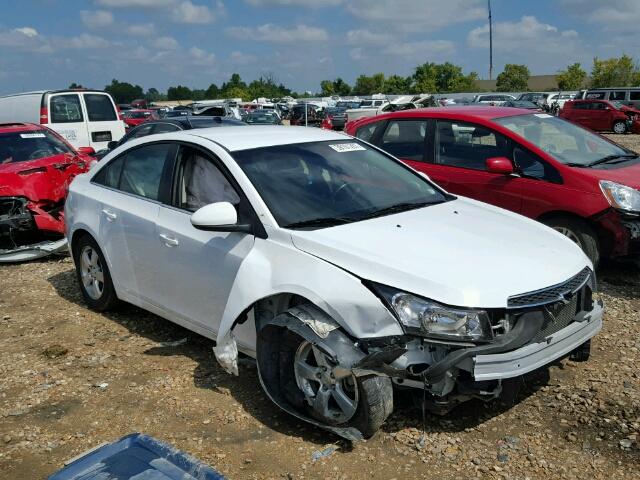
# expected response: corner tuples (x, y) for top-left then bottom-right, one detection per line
(536, 211), (612, 257)
(70, 229), (92, 257)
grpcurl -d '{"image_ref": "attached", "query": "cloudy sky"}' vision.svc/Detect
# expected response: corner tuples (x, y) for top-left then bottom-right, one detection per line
(0, 0), (638, 94)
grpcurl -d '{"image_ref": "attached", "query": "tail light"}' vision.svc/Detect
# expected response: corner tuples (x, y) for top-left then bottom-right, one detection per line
(40, 107), (49, 124)
(116, 106), (124, 121)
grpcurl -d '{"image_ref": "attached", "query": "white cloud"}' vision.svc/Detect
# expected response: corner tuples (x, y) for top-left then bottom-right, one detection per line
(245, 0), (342, 6)
(63, 34), (111, 49)
(172, 1), (214, 24)
(125, 23), (156, 36)
(230, 50), (257, 65)
(80, 10), (115, 28)
(346, 29), (394, 47)
(96, 0), (173, 6)
(227, 23), (328, 43)
(561, 0), (640, 30)
(153, 36), (178, 49)
(383, 39), (455, 58)
(95, 0), (219, 24)
(14, 27), (38, 38)
(346, 0), (486, 31)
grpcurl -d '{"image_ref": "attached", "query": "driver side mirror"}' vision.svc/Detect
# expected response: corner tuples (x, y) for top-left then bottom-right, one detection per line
(107, 141), (118, 150)
(486, 157), (515, 175)
(77, 146), (95, 156)
(190, 202), (252, 233)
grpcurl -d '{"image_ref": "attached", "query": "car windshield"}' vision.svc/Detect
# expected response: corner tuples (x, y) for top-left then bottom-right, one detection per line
(245, 113), (278, 124)
(233, 140), (449, 229)
(0, 130), (72, 164)
(494, 113), (633, 166)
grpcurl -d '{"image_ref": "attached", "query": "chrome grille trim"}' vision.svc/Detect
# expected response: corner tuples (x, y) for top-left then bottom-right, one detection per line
(507, 267), (592, 309)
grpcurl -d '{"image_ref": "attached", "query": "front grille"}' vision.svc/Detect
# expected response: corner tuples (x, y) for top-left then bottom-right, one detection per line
(532, 296), (579, 343)
(507, 268), (592, 308)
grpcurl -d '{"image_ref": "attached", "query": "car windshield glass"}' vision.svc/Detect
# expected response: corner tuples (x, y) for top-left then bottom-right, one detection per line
(233, 140), (449, 228)
(129, 111), (151, 119)
(0, 130), (72, 164)
(494, 113), (631, 166)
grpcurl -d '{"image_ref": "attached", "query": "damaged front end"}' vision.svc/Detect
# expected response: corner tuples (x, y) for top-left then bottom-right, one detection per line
(254, 269), (603, 440)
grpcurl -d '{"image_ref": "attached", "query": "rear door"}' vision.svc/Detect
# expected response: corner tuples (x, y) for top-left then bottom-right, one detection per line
(429, 119), (522, 212)
(82, 93), (126, 150)
(589, 102), (611, 130)
(48, 93), (90, 148)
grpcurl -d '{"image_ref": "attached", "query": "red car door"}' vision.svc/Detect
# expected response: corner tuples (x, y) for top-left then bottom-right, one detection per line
(428, 120), (523, 212)
(589, 102), (611, 130)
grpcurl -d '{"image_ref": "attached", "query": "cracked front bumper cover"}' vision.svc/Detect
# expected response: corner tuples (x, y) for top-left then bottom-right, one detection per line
(0, 237), (68, 263)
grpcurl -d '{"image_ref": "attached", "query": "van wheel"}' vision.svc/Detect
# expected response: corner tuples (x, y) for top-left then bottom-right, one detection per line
(543, 217), (600, 267)
(279, 328), (393, 438)
(73, 235), (119, 311)
(613, 121), (627, 134)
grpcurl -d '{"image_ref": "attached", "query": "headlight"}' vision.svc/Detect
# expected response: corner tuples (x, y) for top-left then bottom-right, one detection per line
(372, 284), (492, 342)
(600, 180), (640, 213)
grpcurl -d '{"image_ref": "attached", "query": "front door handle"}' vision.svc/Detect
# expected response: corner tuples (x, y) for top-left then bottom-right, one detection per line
(102, 209), (117, 221)
(159, 233), (179, 247)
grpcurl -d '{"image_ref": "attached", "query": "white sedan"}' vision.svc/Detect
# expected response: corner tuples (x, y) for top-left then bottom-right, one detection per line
(65, 126), (602, 439)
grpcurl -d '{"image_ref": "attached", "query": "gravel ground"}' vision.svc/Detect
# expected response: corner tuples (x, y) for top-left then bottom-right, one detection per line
(1, 135), (639, 480)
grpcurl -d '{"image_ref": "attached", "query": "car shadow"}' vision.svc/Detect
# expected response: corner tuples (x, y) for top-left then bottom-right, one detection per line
(48, 266), (563, 445)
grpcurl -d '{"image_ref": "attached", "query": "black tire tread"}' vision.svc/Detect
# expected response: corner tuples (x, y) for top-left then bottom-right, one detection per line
(73, 234), (119, 311)
(543, 216), (600, 267)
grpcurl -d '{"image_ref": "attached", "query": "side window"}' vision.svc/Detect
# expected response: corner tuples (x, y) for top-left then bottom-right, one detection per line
(380, 120), (427, 161)
(514, 147), (562, 183)
(355, 122), (379, 142)
(129, 124), (154, 139)
(435, 121), (510, 170)
(152, 123), (181, 134)
(610, 91), (626, 101)
(177, 147), (240, 212)
(50, 94), (83, 123)
(100, 144), (172, 200)
(572, 102), (587, 110)
(592, 102), (606, 110)
(630, 92), (640, 100)
(83, 94), (117, 121)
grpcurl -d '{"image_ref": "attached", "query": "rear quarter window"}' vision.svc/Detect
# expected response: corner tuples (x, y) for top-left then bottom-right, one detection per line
(84, 94), (117, 121)
(50, 94), (83, 123)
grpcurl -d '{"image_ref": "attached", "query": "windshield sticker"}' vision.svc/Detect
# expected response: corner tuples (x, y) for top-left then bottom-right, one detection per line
(534, 113), (553, 118)
(328, 143), (366, 153)
(20, 133), (46, 139)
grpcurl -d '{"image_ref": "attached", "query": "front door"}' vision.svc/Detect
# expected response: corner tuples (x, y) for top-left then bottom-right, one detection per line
(152, 145), (255, 334)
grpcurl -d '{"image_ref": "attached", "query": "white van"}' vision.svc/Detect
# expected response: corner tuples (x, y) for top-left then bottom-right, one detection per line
(0, 90), (126, 150)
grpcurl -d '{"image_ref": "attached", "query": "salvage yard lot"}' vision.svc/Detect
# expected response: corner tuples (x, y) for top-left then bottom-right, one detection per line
(1, 136), (639, 480)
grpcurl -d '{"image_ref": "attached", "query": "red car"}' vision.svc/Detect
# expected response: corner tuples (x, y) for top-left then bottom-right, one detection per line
(122, 109), (158, 129)
(0, 123), (93, 261)
(560, 99), (640, 134)
(346, 107), (640, 265)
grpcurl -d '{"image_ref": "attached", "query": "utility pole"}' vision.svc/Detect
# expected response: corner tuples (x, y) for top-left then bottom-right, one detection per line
(488, 0), (493, 80)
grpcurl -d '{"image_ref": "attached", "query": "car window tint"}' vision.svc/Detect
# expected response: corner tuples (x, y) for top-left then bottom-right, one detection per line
(591, 102), (606, 110)
(130, 124), (154, 139)
(572, 102), (587, 110)
(630, 92), (640, 100)
(50, 94), (83, 123)
(84, 94), (117, 121)
(436, 121), (510, 170)
(177, 147), (240, 212)
(152, 123), (181, 134)
(118, 144), (171, 200)
(586, 92), (605, 99)
(514, 147), (561, 183)
(610, 91), (626, 101)
(0, 130), (72, 164)
(355, 122), (379, 142)
(380, 120), (427, 161)
(93, 156), (125, 189)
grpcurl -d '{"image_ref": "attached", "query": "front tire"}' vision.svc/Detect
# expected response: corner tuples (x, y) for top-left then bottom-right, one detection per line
(279, 328), (393, 438)
(543, 217), (600, 267)
(73, 235), (119, 311)
(613, 120), (627, 134)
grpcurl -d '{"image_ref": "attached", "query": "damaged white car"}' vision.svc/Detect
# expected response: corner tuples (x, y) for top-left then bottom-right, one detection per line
(65, 126), (603, 440)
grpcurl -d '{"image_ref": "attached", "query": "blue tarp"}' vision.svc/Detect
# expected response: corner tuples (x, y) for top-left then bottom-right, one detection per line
(48, 433), (225, 480)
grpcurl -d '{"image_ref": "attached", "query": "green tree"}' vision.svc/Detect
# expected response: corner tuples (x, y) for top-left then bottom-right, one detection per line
(495, 64), (530, 92)
(225, 86), (249, 101)
(591, 55), (640, 88)
(556, 63), (587, 90)
(411, 62), (477, 93)
(352, 73), (385, 95)
(191, 89), (206, 101)
(320, 80), (335, 96)
(145, 88), (164, 102)
(205, 83), (220, 99)
(104, 79), (144, 103)
(383, 75), (412, 94)
(319, 78), (351, 96)
(68, 82), (85, 89)
(221, 73), (247, 95)
(167, 85), (193, 101)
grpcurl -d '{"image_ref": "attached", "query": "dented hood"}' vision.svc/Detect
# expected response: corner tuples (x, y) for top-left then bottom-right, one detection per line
(290, 198), (589, 309)
(0, 154), (87, 202)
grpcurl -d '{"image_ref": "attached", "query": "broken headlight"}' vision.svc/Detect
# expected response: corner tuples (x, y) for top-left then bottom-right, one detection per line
(372, 284), (492, 342)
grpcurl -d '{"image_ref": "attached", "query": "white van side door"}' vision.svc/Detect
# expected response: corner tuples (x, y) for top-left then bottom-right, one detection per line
(48, 93), (90, 149)
(82, 93), (126, 151)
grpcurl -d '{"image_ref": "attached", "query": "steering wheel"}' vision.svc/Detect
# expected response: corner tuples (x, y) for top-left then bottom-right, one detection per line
(332, 181), (361, 204)
(29, 149), (51, 160)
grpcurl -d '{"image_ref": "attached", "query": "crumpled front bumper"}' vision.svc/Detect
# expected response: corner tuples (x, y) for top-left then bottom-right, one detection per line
(0, 237), (68, 263)
(473, 300), (603, 380)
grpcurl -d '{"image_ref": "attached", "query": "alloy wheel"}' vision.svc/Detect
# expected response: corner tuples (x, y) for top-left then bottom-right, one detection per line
(553, 226), (581, 245)
(80, 245), (104, 300)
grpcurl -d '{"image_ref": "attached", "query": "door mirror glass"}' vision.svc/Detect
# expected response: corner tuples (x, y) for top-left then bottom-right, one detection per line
(77, 146), (95, 156)
(191, 202), (246, 232)
(107, 141), (118, 150)
(486, 157), (514, 175)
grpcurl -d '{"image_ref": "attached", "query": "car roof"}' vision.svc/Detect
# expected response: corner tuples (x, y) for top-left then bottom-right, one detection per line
(183, 125), (348, 151)
(0, 122), (47, 133)
(368, 106), (535, 121)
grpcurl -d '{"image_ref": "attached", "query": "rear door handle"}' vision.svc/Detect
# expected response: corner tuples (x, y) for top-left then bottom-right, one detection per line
(102, 209), (117, 221)
(159, 233), (179, 247)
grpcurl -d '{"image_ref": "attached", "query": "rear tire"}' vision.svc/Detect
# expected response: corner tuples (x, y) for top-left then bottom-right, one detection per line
(613, 120), (627, 134)
(73, 235), (119, 311)
(542, 217), (600, 267)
